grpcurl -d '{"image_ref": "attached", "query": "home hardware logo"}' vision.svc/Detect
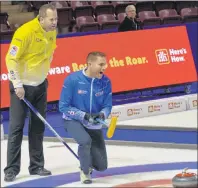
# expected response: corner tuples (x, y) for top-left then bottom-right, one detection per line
(155, 48), (187, 65)
(127, 108), (142, 116)
(155, 49), (170, 65)
(168, 102), (182, 109)
(148, 105), (162, 112)
(192, 100), (197, 107)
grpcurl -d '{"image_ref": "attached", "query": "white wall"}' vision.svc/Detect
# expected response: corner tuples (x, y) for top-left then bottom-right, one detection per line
(108, 94), (197, 128)
(118, 109), (197, 128)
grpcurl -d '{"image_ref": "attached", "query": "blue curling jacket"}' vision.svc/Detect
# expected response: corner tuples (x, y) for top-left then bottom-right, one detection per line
(59, 69), (112, 129)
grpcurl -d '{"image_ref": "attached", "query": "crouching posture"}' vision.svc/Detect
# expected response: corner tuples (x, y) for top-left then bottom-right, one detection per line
(59, 52), (112, 184)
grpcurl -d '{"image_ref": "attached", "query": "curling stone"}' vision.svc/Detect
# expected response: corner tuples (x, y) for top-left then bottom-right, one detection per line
(172, 168), (198, 188)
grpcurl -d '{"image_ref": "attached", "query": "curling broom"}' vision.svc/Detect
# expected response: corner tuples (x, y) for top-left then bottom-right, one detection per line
(96, 116), (118, 138)
(23, 98), (79, 160)
(23, 98), (118, 160)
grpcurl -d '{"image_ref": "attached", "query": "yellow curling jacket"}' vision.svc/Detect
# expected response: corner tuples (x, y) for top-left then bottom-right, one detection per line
(6, 17), (57, 88)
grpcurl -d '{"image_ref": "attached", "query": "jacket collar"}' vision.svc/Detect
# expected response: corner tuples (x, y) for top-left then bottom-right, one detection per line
(32, 16), (46, 34)
(82, 68), (93, 81)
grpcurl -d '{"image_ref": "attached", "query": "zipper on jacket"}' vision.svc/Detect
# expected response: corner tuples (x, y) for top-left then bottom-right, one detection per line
(43, 33), (48, 78)
(90, 78), (95, 114)
(44, 33), (47, 58)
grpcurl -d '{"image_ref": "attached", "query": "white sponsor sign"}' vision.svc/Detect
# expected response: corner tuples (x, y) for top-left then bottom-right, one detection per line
(165, 97), (187, 113)
(109, 96), (187, 121)
(125, 105), (146, 120)
(107, 105), (126, 121)
(187, 94), (197, 110)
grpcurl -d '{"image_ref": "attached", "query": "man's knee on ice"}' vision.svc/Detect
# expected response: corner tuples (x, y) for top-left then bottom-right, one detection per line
(93, 161), (108, 171)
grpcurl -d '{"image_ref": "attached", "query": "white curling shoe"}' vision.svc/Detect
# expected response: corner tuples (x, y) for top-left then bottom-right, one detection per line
(80, 168), (92, 184)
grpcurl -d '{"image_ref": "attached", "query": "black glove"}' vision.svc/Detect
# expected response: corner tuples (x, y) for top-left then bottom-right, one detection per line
(84, 113), (97, 124)
(84, 112), (105, 124)
(96, 112), (105, 121)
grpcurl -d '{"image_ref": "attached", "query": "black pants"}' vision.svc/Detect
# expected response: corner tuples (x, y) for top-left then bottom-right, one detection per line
(64, 120), (108, 175)
(4, 80), (48, 175)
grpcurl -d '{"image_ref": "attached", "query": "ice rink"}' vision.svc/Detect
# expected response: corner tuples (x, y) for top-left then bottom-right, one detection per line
(1, 110), (197, 187)
(1, 140), (197, 187)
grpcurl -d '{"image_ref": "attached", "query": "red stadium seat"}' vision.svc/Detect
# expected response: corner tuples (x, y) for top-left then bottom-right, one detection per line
(180, 7), (198, 23)
(158, 9), (182, 25)
(97, 14), (119, 30)
(138, 11), (161, 26)
(76, 16), (99, 32)
(117, 12), (126, 23)
(91, 1), (115, 16)
(112, 1), (136, 15)
(135, 1), (154, 14)
(70, 1), (94, 18)
(155, 1), (175, 13)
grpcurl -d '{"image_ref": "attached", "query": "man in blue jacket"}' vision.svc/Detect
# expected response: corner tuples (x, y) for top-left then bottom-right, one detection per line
(59, 51), (112, 184)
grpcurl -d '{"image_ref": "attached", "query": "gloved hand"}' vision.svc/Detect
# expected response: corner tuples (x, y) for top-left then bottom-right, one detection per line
(95, 112), (105, 121)
(84, 112), (105, 124)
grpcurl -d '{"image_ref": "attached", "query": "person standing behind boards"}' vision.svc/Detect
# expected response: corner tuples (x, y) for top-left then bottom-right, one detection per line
(118, 5), (142, 32)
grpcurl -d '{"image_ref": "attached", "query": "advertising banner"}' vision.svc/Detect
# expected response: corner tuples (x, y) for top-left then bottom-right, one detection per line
(0, 26), (197, 108)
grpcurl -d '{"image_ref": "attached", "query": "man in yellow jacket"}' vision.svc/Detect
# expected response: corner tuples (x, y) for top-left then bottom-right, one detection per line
(4, 3), (57, 182)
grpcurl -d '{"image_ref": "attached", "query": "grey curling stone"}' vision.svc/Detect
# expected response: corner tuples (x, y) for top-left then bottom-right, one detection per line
(172, 168), (198, 188)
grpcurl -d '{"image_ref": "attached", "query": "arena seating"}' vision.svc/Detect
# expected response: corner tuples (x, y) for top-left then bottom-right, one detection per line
(0, 1), (198, 37)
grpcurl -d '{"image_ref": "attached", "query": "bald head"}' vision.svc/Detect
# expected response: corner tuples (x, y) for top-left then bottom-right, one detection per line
(38, 3), (58, 32)
(39, 3), (56, 19)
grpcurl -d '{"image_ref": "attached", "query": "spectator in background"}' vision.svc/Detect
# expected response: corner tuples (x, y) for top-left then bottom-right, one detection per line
(118, 5), (142, 32)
